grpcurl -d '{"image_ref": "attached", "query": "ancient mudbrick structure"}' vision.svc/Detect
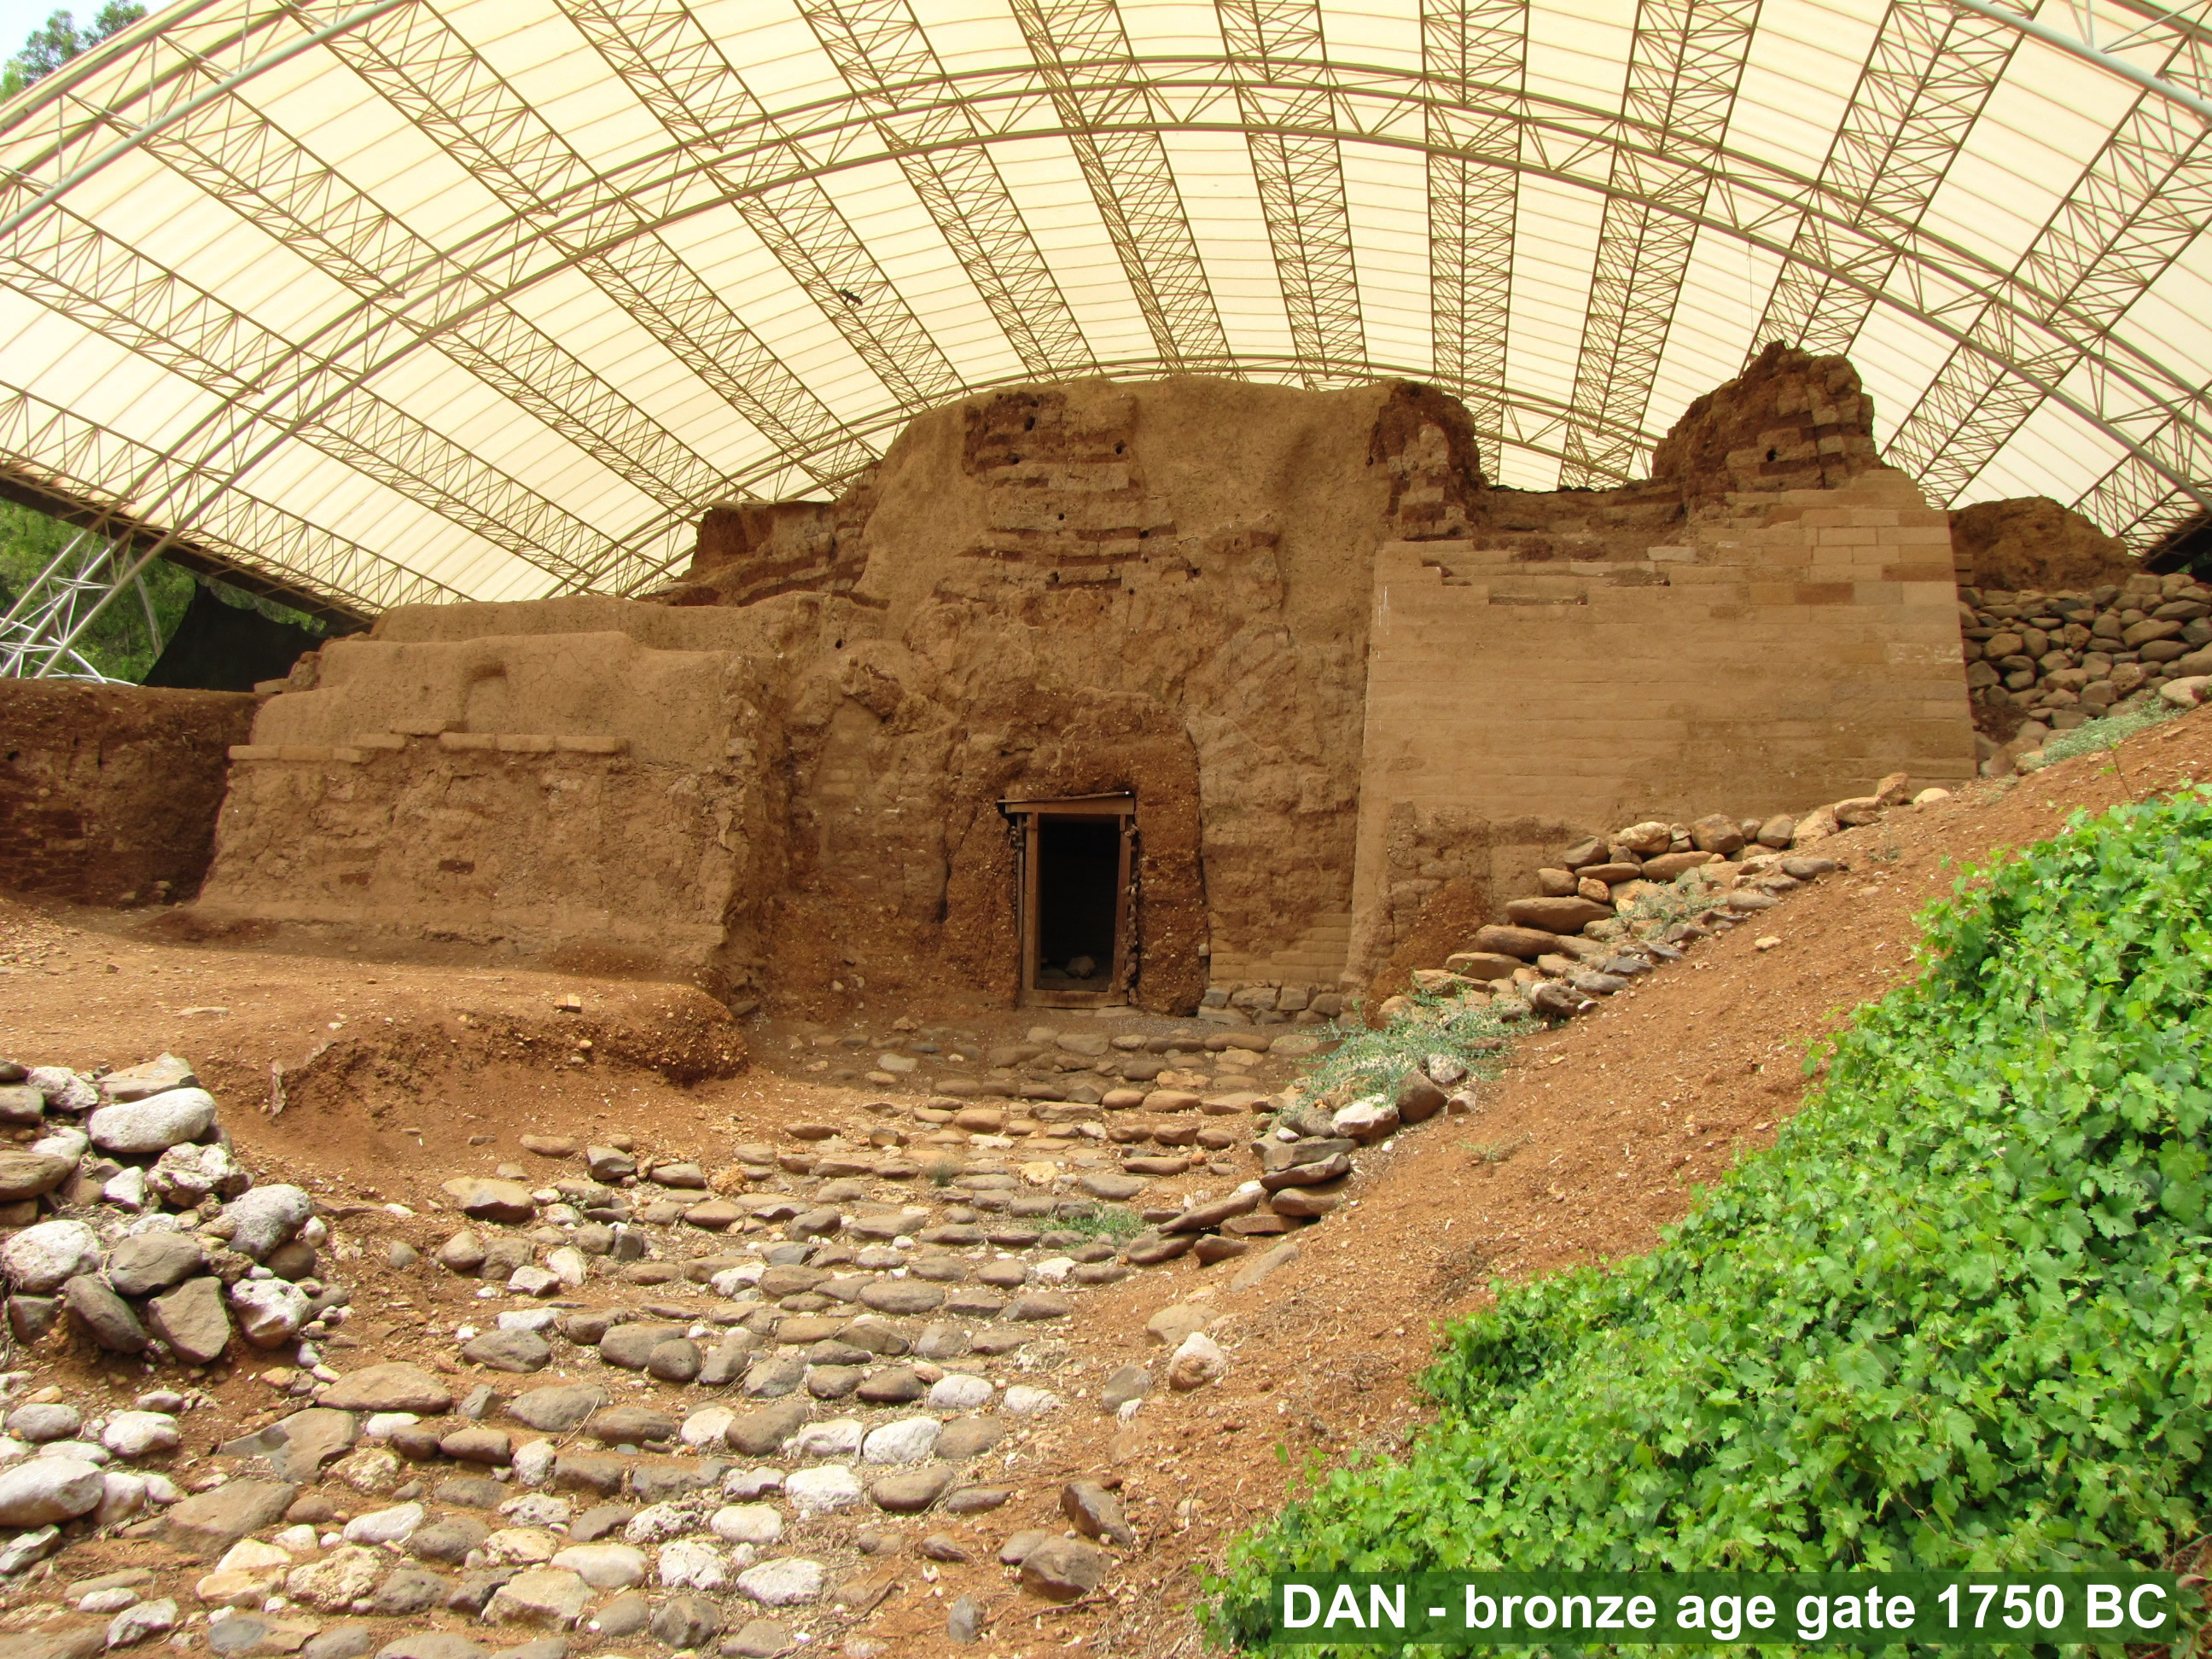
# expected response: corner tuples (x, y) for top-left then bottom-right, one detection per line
(0, 682), (257, 905)
(182, 354), (1977, 1016)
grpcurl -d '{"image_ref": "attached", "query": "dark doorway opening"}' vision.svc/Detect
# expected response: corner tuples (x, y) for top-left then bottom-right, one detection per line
(1034, 816), (1121, 991)
(1002, 794), (1136, 1007)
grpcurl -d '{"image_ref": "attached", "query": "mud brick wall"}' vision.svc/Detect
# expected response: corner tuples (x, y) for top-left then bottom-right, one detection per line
(1347, 466), (1976, 975)
(0, 681), (256, 905)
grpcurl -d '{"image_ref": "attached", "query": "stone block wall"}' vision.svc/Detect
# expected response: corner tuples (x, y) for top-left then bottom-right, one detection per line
(1346, 465), (1976, 975)
(0, 681), (257, 905)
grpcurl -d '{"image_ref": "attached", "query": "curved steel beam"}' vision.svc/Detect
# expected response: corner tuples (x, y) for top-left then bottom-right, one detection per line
(9, 49), (2209, 607)
(1945, 0), (2212, 122)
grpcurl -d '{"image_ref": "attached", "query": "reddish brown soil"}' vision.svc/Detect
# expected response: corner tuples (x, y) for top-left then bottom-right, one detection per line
(4, 705), (2209, 1657)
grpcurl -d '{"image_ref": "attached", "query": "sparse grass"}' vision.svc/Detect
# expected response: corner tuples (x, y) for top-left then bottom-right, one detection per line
(1055, 1204), (1142, 1240)
(1299, 989), (1522, 1103)
(1458, 1135), (1526, 1166)
(923, 1156), (961, 1186)
(2021, 690), (2185, 769)
(1615, 871), (1729, 934)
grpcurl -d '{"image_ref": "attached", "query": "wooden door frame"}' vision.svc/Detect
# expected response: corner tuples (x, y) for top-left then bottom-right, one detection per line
(1003, 794), (1136, 1008)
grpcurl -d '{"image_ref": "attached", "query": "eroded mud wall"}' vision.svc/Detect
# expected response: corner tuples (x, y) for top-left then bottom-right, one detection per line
(196, 602), (803, 1002)
(752, 377), (1453, 1016)
(0, 681), (257, 905)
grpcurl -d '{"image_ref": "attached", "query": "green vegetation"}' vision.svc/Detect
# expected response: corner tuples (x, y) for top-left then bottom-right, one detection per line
(1213, 789), (2212, 1653)
(2021, 694), (2185, 771)
(1057, 1204), (1143, 1241)
(1299, 991), (1521, 1103)
(0, 502), (192, 681)
(2, 3), (143, 99)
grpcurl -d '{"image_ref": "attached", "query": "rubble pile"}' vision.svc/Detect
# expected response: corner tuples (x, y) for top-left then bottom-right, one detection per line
(1961, 568), (2212, 765)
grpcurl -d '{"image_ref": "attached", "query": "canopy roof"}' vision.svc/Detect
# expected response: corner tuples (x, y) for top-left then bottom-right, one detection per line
(2, 0), (2208, 619)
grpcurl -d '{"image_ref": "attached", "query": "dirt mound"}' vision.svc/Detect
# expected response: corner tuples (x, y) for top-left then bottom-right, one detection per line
(1951, 495), (2139, 591)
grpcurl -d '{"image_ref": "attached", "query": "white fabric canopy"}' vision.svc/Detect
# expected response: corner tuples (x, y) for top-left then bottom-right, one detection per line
(0, 0), (2206, 616)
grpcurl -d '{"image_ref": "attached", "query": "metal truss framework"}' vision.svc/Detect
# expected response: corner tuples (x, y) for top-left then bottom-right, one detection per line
(797, 0), (1097, 379)
(1010, 0), (1237, 372)
(0, 0), (2209, 642)
(1753, 0), (2022, 358)
(1887, 4), (2212, 545)
(1218, 0), (1366, 384)
(1424, 0), (1528, 478)
(1557, 0), (1761, 489)
(0, 528), (159, 680)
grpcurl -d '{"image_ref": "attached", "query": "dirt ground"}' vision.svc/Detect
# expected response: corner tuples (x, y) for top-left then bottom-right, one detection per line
(3, 703), (2209, 1658)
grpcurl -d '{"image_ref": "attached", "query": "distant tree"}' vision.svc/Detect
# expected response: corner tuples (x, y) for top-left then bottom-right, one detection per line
(2, 3), (144, 99)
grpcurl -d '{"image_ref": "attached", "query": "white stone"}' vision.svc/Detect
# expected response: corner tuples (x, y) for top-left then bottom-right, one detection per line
(622, 1502), (690, 1544)
(680, 1406), (735, 1448)
(148, 1142), (249, 1208)
(789, 1419), (862, 1459)
(26, 1067), (96, 1113)
(736, 1557), (826, 1607)
(76, 1586), (139, 1615)
(38, 1440), (108, 1464)
(221, 1185), (313, 1260)
(100, 1411), (180, 1459)
(284, 1544), (381, 1610)
(485, 1527), (561, 1564)
(498, 1493), (569, 1528)
(1003, 1385), (1062, 1415)
(926, 1373), (992, 1411)
(656, 1539), (730, 1591)
(508, 1265), (558, 1297)
(861, 1417), (940, 1464)
(722, 1467), (783, 1500)
(1168, 1331), (1230, 1390)
(342, 1502), (424, 1545)
(104, 1598), (178, 1648)
(362, 1413), (417, 1441)
(550, 1542), (647, 1589)
(7, 1402), (80, 1442)
(783, 1464), (864, 1516)
(0, 1524), (57, 1575)
(485, 1566), (591, 1628)
(269, 1526), (319, 1554)
(512, 1438), (556, 1487)
(215, 1540), (294, 1575)
(544, 1247), (587, 1288)
(102, 1166), (148, 1212)
(1, 1220), (101, 1294)
(229, 1278), (310, 1348)
(87, 1088), (217, 1155)
(1033, 1255), (1074, 1283)
(30, 1126), (86, 1164)
(0, 1457), (102, 1524)
(96, 1470), (148, 1525)
(497, 1307), (558, 1332)
(711, 1504), (783, 1545)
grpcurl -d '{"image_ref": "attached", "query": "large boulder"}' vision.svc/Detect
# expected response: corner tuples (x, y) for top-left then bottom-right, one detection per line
(2, 1220), (102, 1293)
(86, 1087), (217, 1154)
(1503, 896), (1613, 934)
(1468, 925), (1558, 961)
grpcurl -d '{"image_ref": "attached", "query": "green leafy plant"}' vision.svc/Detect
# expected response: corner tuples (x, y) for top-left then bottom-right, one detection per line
(1056, 1204), (1141, 1240)
(1209, 789), (2212, 1655)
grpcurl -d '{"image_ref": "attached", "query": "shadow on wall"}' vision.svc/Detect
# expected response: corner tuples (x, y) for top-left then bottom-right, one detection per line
(142, 584), (335, 693)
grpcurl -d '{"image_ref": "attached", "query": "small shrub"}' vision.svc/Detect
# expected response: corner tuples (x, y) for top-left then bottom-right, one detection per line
(1299, 991), (1521, 1103)
(2022, 692), (2184, 768)
(1057, 1205), (1141, 1240)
